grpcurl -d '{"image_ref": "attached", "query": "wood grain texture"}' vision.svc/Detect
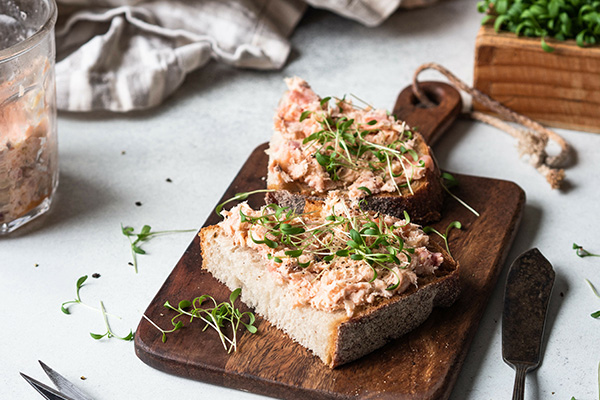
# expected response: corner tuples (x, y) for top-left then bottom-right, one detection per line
(135, 82), (525, 399)
(134, 149), (525, 400)
(393, 81), (462, 146)
(473, 25), (600, 133)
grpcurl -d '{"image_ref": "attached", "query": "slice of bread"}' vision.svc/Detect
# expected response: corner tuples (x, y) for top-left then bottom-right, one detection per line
(266, 77), (444, 225)
(199, 201), (459, 368)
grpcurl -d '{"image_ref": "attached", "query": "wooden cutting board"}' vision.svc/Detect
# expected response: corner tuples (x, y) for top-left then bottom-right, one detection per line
(134, 82), (525, 400)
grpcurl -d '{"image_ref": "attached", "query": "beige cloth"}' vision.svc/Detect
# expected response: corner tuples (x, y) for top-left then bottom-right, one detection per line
(55, 0), (404, 112)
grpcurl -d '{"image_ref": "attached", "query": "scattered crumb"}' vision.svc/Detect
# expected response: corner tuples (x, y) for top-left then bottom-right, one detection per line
(552, 392), (555, 395)
(560, 292), (564, 297)
(261, 176), (266, 181)
(166, 178), (172, 183)
(135, 201), (142, 206)
(92, 273), (101, 279)
(34, 263), (39, 268)
(80, 376), (87, 380)
(128, 262), (134, 266)
(121, 151), (126, 155)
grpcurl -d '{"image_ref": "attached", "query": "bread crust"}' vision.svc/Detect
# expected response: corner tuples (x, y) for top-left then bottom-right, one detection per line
(331, 241), (459, 367)
(199, 224), (459, 368)
(267, 133), (444, 225)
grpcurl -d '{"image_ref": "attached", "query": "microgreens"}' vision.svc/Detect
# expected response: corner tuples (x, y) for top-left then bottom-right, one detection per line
(574, 243), (600, 258)
(61, 275), (120, 319)
(142, 316), (183, 343)
(441, 173), (480, 217)
(586, 279), (600, 319)
(146, 288), (257, 351)
(61, 275), (89, 314)
(215, 189), (275, 217)
(478, 0), (600, 52)
(225, 197), (418, 290)
(299, 99), (423, 196)
(423, 221), (462, 258)
(90, 301), (134, 341)
(121, 224), (194, 273)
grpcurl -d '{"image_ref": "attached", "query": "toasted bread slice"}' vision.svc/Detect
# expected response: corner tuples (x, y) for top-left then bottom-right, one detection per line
(266, 77), (444, 224)
(199, 199), (459, 368)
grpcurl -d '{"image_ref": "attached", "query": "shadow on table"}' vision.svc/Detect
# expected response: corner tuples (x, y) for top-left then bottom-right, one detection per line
(3, 171), (114, 237)
(448, 201), (548, 399)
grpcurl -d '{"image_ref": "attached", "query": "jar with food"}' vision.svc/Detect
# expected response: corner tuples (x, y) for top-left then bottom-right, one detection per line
(0, 0), (58, 234)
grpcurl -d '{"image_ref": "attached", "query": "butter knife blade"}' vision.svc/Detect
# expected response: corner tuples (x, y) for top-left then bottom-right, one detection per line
(502, 248), (555, 400)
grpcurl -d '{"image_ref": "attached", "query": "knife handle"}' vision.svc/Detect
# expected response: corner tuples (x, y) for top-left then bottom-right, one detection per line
(511, 364), (528, 400)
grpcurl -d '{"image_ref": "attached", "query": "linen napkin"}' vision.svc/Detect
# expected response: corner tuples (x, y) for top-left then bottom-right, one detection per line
(55, 0), (403, 112)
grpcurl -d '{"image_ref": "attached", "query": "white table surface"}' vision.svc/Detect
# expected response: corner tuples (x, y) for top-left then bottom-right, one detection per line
(3, 1), (600, 399)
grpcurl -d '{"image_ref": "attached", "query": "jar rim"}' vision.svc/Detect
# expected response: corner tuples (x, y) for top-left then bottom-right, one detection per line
(0, 0), (58, 63)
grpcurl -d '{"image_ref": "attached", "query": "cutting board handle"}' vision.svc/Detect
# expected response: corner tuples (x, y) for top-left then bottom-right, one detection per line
(393, 81), (462, 146)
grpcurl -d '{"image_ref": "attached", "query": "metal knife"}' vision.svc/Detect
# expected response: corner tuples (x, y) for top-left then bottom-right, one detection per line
(502, 248), (555, 400)
(21, 361), (94, 400)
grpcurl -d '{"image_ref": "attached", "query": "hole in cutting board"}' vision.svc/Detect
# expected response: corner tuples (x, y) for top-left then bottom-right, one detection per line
(410, 86), (442, 108)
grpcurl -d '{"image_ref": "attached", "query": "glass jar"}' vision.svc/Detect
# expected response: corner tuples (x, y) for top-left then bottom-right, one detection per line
(0, 0), (58, 234)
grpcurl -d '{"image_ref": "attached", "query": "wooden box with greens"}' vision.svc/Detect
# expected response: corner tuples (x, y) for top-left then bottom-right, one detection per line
(475, 0), (600, 133)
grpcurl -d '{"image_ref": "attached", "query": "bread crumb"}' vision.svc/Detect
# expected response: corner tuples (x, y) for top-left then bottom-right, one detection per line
(80, 376), (86, 380)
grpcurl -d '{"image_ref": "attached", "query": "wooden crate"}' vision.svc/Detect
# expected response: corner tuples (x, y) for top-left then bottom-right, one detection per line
(473, 25), (600, 133)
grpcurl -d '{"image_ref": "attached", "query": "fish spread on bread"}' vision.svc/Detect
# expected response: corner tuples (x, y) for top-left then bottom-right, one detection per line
(269, 77), (434, 198)
(199, 78), (459, 368)
(218, 193), (443, 317)
(267, 78), (444, 224)
(200, 193), (459, 367)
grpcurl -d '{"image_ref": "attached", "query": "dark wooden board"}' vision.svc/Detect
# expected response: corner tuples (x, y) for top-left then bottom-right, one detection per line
(135, 82), (525, 400)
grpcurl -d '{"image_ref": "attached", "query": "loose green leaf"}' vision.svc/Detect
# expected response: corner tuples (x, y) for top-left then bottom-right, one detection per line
(148, 289), (257, 352)
(441, 173), (480, 217)
(179, 300), (192, 309)
(215, 189), (275, 218)
(90, 332), (105, 340)
(442, 172), (459, 188)
(76, 275), (88, 289)
(424, 221), (462, 258)
(574, 243), (600, 258)
(90, 301), (134, 342)
(122, 224), (195, 273)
